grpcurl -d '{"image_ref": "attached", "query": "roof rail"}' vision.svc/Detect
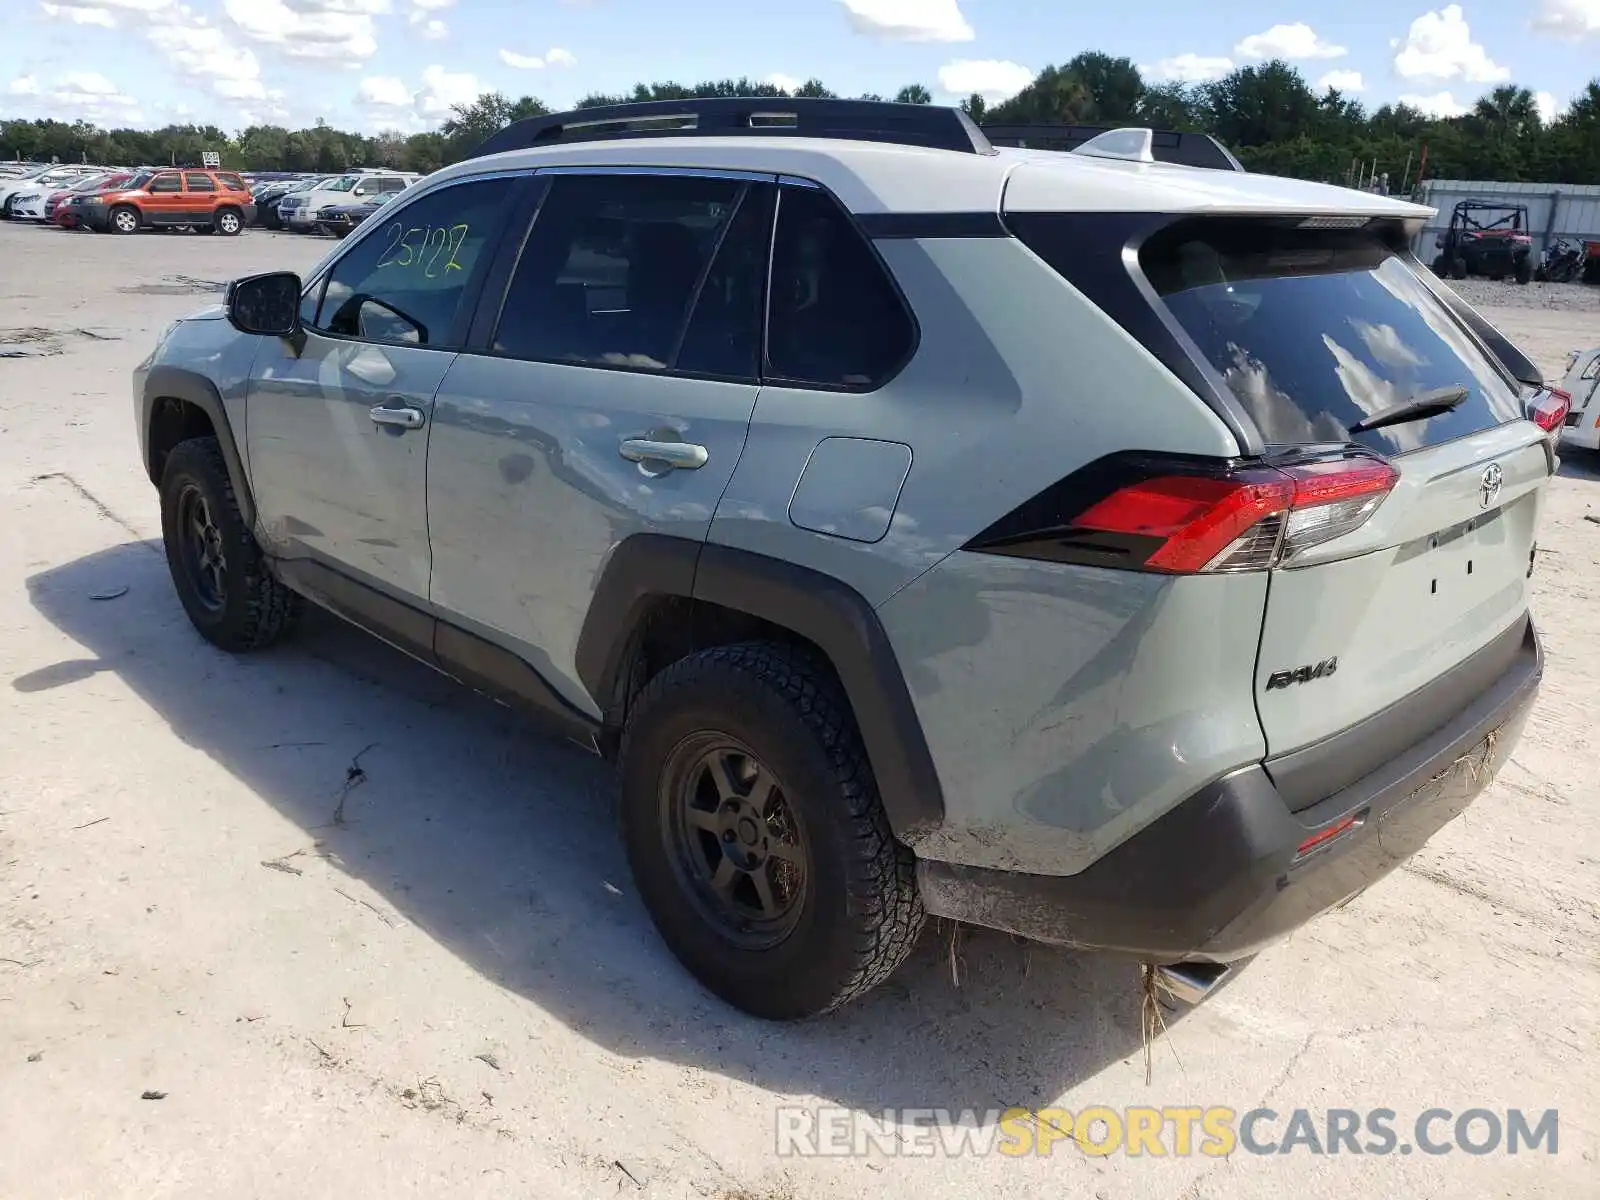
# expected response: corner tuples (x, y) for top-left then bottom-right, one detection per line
(982, 123), (1246, 172)
(470, 98), (996, 159)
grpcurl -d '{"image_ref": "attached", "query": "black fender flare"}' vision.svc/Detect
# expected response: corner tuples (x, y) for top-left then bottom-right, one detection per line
(575, 535), (946, 841)
(141, 364), (256, 529)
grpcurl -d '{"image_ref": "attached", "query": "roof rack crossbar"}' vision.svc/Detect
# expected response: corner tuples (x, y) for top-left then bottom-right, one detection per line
(981, 123), (1246, 172)
(470, 98), (996, 160)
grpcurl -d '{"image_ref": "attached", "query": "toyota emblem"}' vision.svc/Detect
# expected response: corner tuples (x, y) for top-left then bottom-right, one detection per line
(1479, 462), (1504, 508)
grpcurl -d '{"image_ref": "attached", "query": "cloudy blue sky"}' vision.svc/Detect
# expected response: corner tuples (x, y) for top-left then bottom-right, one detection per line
(4, 0), (1599, 133)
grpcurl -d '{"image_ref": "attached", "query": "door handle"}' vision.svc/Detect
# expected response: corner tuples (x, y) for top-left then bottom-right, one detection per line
(618, 438), (709, 470)
(369, 404), (425, 430)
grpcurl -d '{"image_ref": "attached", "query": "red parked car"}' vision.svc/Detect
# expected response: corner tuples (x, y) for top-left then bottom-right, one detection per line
(54, 171), (135, 228)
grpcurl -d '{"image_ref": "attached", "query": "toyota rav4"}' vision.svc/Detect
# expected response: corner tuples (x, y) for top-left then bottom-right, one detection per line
(132, 100), (1554, 1020)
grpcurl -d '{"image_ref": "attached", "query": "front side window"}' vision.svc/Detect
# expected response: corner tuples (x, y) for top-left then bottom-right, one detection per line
(328, 176), (359, 193)
(492, 172), (762, 376)
(148, 172), (181, 194)
(312, 175), (515, 348)
(764, 185), (916, 389)
(184, 172), (217, 192)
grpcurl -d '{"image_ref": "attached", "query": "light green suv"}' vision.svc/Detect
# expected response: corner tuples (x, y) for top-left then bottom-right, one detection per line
(133, 100), (1553, 1019)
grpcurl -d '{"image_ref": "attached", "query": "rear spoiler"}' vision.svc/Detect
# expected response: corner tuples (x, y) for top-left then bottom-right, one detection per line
(1414, 265), (1545, 387)
(981, 124), (1246, 172)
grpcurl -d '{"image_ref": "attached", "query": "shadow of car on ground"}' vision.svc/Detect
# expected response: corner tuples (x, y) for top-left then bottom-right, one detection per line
(22, 539), (1206, 1116)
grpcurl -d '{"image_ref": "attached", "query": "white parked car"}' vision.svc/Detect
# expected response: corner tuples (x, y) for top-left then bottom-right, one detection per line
(277, 170), (419, 231)
(0, 166), (99, 217)
(1557, 348), (1600, 453)
(10, 170), (115, 220)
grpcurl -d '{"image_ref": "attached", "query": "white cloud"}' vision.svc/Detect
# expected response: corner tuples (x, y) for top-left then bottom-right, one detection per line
(1235, 22), (1346, 60)
(283, 0), (391, 11)
(1393, 5), (1510, 83)
(417, 63), (482, 117)
(6, 69), (140, 120)
(30, 0), (278, 112)
(1143, 53), (1234, 83)
(1318, 69), (1367, 92)
(148, 18), (269, 100)
(498, 46), (576, 69)
(358, 74), (414, 107)
(1532, 0), (1600, 38)
(406, 0), (450, 25)
(766, 72), (803, 93)
(420, 16), (446, 38)
(1536, 90), (1565, 121)
(223, 0), (378, 67)
(39, 3), (116, 27)
(838, 0), (973, 43)
(936, 58), (1033, 101)
(1399, 89), (1470, 116)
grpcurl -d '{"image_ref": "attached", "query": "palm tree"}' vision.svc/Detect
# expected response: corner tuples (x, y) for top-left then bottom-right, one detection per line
(1473, 86), (1540, 138)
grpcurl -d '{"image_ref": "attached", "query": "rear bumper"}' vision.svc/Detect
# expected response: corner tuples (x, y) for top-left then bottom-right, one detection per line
(918, 616), (1542, 962)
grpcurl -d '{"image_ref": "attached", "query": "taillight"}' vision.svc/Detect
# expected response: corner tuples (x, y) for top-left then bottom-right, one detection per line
(967, 452), (1399, 575)
(1528, 387), (1570, 433)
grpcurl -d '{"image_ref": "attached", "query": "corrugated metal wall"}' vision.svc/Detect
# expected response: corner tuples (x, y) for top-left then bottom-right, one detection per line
(1412, 179), (1600, 259)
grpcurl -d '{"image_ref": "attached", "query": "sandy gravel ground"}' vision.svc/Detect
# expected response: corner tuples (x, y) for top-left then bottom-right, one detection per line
(1, 224), (1596, 1200)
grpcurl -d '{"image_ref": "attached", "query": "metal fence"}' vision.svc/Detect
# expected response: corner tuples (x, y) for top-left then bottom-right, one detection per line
(1412, 179), (1600, 259)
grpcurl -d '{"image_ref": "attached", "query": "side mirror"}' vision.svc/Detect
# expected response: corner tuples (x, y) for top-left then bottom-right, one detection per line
(226, 271), (303, 339)
(352, 186), (366, 196)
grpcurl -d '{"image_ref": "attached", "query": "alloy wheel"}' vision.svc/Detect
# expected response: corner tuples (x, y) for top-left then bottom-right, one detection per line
(176, 484), (227, 612)
(663, 736), (810, 950)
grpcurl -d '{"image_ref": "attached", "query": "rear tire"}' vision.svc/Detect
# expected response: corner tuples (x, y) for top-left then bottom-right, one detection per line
(109, 204), (139, 235)
(159, 437), (301, 653)
(1431, 254), (1448, 277)
(213, 208), (242, 236)
(619, 642), (925, 1019)
(1515, 256), (1533, 285)
(1451, 256), (1468, 280)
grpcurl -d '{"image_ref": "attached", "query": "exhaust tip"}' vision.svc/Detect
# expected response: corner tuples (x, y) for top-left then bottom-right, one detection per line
(1152, 961), (1231, 1005)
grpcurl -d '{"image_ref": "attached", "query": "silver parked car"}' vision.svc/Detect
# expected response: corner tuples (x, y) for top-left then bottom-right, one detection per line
(132, 100), (1555, 1019)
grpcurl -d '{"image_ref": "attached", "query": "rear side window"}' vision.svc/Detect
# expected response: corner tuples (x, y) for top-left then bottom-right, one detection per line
(184, 173), (216, 192)
(1143, 219), (1523, 456)
(765, 186), (915, 389)
(492, 172), (754, 375)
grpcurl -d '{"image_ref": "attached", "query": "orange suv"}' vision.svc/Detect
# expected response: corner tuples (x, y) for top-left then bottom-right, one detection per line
(79, 168), (255, 236)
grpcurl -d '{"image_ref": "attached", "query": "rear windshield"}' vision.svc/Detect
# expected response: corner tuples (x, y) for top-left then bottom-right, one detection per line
(1142, 219), (1524, 455)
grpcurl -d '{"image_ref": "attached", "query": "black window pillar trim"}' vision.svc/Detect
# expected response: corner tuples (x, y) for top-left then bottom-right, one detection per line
(574, 534), (946, 840)
(1001, 208), (1266, 457)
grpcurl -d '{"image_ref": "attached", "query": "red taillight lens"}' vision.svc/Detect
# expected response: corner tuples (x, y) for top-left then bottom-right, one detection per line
(1294, 811), (1366, 860)
(1074, 473), (1294, 573)
(1529, 387), (1570, 433)
(1073, 457), (1398, 574)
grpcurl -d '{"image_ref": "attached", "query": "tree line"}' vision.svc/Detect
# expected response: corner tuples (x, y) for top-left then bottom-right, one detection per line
(6, 53), (1600, 189)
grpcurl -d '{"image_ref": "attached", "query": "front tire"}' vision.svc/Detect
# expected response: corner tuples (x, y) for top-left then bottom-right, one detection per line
(160, 437), (301, 652)
(619, 642), (924, 1019)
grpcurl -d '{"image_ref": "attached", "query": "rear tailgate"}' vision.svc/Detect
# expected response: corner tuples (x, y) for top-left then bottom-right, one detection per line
(1254, 423), (1545, 763)
(1141, 215), (1549, 804)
